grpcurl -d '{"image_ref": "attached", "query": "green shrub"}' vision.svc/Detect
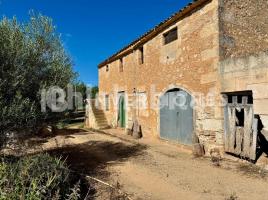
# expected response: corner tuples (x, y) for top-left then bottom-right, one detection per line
(0, 154), (80, 200)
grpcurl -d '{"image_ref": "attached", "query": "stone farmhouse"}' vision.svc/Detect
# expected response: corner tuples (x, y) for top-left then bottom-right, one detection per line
(86, 0), (268, 160)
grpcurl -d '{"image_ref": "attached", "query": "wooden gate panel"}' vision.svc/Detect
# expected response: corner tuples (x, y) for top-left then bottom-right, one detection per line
(224, 95), (257, 160)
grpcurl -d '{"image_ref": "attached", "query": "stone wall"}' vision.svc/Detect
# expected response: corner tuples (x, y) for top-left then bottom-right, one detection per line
(219, 0), (268, 136)
(219, 0), (268, 60)
(99, 0), (222, 153)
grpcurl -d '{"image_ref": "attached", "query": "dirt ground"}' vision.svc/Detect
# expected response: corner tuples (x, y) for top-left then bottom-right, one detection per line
(18, 127), (268, 200)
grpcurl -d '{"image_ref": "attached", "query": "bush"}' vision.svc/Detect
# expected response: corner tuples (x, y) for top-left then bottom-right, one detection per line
(0, 154), (80, 200)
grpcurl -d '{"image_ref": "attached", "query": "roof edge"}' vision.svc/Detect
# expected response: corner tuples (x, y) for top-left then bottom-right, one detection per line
(98, 0), (211, 68)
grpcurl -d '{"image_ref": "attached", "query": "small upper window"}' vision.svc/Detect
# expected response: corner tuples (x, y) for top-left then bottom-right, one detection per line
(106, 65), (109, 72)
(138, 46), (144, 65)
(163, 27), (178, 45)
(119, 58), (123, 72)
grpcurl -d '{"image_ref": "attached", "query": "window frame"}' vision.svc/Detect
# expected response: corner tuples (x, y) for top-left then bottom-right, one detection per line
(119, 58), (124, 72)
(138, 46), (144, 65)
(106, 65), (109, 72)
(163, 27), (178, 45)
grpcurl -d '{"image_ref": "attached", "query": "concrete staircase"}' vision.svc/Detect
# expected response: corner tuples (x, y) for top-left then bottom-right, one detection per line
(85, 99), (109, 129)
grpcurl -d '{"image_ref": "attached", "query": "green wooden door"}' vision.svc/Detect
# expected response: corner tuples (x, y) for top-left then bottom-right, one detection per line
(119, 95), (126, 128)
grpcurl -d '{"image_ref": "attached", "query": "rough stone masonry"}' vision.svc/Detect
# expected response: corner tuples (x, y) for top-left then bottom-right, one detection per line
(87, 0), (268, 157)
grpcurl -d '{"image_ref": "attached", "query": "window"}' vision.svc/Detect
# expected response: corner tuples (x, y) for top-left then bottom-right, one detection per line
(106, 65), (109, 72)
(137, 92), (148, 117)
(105, 95), (109, 111)
(138, 46), (144, 64)
(119, 58), (123, 72)
(163, 27), (178, 45)
(137, 92), (147, 109)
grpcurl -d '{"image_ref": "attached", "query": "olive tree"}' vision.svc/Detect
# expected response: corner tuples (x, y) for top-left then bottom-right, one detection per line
(0, 14), (76, 136)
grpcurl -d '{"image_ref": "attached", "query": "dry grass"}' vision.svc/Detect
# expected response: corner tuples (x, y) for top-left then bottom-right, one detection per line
(238, 163), (267, 179)
(109, 182), (130, 200)
(225, 192), (239, 200)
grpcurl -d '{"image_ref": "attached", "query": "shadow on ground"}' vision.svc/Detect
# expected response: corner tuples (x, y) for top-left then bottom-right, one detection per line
(53, 128), (90, 136)
(48, 140), (147, 176)
(26, 128), (92, 147)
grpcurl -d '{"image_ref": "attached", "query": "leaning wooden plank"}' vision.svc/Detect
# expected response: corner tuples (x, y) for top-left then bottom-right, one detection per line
(224, 106), (230, 152)
(235, 127), (243, 155)
(243, 106), (253, 158)
(250, 118), (258, 160)
(242, 106), (250, 157)
(229, 107), (236, 153)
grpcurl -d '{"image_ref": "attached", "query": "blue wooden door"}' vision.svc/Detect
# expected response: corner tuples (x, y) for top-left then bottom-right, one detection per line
(160, 89), (193, 145)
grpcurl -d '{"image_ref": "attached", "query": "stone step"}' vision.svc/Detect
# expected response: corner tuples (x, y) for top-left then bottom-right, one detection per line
(92, 110), (105, 114)
(92, 111), (105, 115)
(97, 121), (108, 125)
(95, 117), (108, 121)
(96, 120), (108, 124)
(94, 116), (106, 120)
(94, 114), (106, 118)
(95, 117), (106, 121)
(98, 126), (110, 130)
(86, 103), (110, 129)
(95, 115), (107, 119)
(93, 113), (105, 116)
(95, 112), (106, 116)
(96, 119), (108, 123)
(97, 124), (109, 128)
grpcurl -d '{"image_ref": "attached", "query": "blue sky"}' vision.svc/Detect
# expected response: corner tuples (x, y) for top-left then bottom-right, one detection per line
(0, 0), (191, 86)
